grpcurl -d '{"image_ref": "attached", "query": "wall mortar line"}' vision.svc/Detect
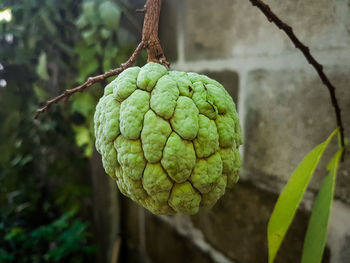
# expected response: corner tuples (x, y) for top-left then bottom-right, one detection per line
(171, 47), (350, 73)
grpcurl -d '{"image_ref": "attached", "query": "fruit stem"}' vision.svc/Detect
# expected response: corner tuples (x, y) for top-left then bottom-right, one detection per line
(142, 0), (169, 66)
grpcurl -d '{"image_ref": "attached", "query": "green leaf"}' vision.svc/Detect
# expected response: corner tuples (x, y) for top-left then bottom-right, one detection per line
(76, 15), (88, 29)
(52, 211), (75, 229)
(267, 128), (339, 263)
(76, 59), (99, 83)
(82, 29), (97, 45)
(73, 125), (93, 157)
(71, 92), (95, 117)
(55, 42), (75, 57)
(82, 1), (101, 27)
(33, 84), (48, 101)
(99, 1), (121, 30)
(100, 28), (111, 39)
(0, 248), (14, 261)
(103, 41), (118, 71)
(39, 10), (57, 35)
(36, 52), (49, 80)
(5, 227), (23, 240)
(301, 147), (344, 263)
(76, 43), (95, 60)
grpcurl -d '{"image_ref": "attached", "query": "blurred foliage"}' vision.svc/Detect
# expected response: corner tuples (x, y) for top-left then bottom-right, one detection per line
(0, 211), (96, 262)
(72, 0), (145, 157)
(0, 0), (145, 261)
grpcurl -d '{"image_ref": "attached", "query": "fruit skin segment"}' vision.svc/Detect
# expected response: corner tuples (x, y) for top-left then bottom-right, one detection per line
(94, 62), (243, 215)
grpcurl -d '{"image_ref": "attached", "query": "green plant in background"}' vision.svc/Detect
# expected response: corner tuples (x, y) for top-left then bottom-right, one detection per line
(0, 0), (143, 261)
(0, 211), (95, 262)
(72, 0), (145, 157)
(268, 128), (346, 263)
(0, 0), (96, 261)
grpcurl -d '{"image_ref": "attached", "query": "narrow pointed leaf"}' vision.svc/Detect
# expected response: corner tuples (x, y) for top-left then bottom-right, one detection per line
(267, 128), (339, 263)
(36, 52), (49, 80)
(301, 147), (344, 263)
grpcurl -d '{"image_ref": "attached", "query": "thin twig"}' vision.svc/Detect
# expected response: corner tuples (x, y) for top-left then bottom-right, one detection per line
(35, 42), (145, 119)
(136, 7), (146, 13)
(249, 0), (345, 148)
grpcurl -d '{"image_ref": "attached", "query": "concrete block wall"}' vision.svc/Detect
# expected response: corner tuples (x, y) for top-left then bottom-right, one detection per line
(119, 0), (350, 262)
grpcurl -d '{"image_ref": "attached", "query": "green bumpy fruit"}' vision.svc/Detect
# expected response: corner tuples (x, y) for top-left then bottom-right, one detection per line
(94, 62), (243, 215)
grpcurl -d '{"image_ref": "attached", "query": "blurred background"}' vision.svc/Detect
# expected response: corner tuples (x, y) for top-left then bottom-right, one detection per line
(0, 0), (350, 263)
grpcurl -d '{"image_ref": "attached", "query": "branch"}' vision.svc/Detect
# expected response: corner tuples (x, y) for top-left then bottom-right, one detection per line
(249, 0), (345, 148)
(34, 42), (145, 119)
(35, 0), (167, 119)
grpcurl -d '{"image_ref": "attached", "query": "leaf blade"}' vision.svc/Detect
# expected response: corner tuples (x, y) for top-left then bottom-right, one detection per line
(36, 52), (49, 80)
(301, 147), (344, 263)
(267, 128), (339, 263)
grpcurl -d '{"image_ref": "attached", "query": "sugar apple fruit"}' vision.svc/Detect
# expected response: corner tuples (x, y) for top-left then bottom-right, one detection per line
(94, 62), (243, 215)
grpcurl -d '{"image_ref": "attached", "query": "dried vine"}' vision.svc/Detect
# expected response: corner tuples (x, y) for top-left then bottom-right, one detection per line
(35, 0), (167, 119)
(249, 0), (345, 147)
